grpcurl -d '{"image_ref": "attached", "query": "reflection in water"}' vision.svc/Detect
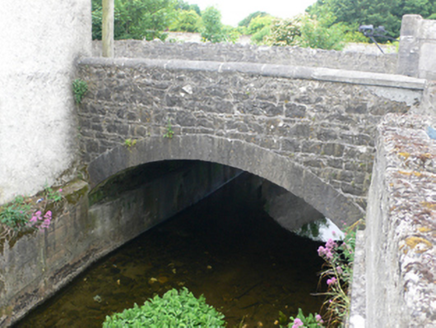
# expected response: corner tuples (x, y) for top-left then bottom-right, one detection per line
(15, 175), (325, 327)
(295, 218), (345, 242)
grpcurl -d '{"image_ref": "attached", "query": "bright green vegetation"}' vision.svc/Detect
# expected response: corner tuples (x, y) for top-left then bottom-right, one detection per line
(72, 79), (88, 104)
(163, 119), (174, 139)
(0, 196), (31, 231)
(102, 288), (226, 327)
(91, 0), (435, 49)
(307, 0), (436, 40)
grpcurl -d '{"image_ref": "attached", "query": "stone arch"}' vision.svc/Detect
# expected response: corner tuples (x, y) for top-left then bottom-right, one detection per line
(88, 135), (363, 226)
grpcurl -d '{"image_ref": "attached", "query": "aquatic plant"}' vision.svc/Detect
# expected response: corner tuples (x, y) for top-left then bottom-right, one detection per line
(103, 287), (226, 327)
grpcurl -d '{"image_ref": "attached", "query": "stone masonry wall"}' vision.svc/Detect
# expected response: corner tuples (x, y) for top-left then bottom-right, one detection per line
(0, 162), (239, 327)
(364, 113), (436, 327)
(92, 40), (398, 74)
(77, 58), (423, 218)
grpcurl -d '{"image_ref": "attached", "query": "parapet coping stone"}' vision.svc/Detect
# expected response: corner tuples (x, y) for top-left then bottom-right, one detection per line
(79, 57), (426, 91)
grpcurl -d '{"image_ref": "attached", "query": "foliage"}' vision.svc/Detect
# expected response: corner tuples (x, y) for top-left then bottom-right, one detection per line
(0, 191), (58, 237)
(247, 15), (273, 35)
(0, 196), (31, 231)
(295, 14), (345, 50)
(222, 25), (241, 44)
(44, 185), (63, 202)
(102, 288), (226, 327)
(174, 0), (201, 16)
(287, 308), (324, 328)
(201, 6), (226, 43)
(314, 220), (361, 327)
(306, 0), (436, 40)
(265, 18), (302, 46)
(264, 13), (347, 50)
(169, 9), (202, 32)
(92, 0), (176, 41)
(238, 11), (269, 27)
(163, 119), (174, 138)
(251, 26), (271, 45)
(72, 79), (88, 104)
(124, 138), (137, 150)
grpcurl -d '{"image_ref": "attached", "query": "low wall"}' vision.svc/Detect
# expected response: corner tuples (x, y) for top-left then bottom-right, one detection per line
(0, 161), (240, 326)
(362, 113), (436, 327)
(91, 40), (398, 74)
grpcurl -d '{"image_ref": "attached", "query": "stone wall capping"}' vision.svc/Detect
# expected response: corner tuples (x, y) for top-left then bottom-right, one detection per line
(79, 57), (426, 90)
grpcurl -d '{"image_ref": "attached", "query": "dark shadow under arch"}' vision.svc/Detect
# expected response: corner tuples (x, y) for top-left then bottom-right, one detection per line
(88, 135), (363, 227)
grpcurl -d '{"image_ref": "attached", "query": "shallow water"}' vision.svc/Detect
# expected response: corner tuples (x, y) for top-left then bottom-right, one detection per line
(15, 175), (325, 327)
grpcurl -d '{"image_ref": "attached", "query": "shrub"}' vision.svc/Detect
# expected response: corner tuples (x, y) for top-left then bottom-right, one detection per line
(102, 288), (226, 327)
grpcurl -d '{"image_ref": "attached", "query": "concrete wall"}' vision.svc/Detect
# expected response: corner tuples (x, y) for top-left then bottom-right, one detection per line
(92, 40), (398, 74)
(362, 113), (436, 327)
(0, 1), (92, 205)
(397, 15), (436, 80)
(0, 161), (240, 326)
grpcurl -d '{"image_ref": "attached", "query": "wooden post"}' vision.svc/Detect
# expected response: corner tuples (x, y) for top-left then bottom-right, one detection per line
(102, 0), (114, 57)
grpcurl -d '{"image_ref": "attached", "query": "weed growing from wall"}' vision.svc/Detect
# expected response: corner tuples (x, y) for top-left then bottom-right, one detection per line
(163, 119), (174, 139)
(72, 79), (88, 104)
(124, 138), (137, 151)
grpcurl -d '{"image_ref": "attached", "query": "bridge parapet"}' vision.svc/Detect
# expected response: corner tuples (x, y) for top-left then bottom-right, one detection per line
(92, 40), (398, 74)
(77, 57), (423, 222)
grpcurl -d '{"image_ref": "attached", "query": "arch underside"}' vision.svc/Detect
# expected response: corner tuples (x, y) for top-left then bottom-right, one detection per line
(88, 135), (364, 227)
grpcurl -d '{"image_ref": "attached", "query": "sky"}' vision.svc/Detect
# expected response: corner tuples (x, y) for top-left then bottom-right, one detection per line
(191, 0), (319, 26)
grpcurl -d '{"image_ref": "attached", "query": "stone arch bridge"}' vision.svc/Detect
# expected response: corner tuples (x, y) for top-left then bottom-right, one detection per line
(77, 41), (425, 227)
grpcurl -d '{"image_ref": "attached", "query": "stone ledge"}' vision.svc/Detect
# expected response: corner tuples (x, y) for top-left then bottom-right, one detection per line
(78, 57), (426, 90)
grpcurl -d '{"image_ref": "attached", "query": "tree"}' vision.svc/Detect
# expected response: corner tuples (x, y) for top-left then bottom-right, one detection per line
(306, 0), (436, 39)
(238, 11), (269, 27)
(201, 6), (226, 43)
(174, 0), (201, 16)
(247, 15), (273, 44)
(264, 14), (346, 50)
(169, 9), (201, 32)
(264, 18), (302, 46)
(92, 0), (177, 41)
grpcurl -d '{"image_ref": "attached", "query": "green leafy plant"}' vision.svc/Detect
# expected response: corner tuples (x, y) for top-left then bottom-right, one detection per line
(44, 185), (63, 202)
(124, 138), (137, 150)
(286, 308), (324, 327)
(314, 220), (361, 326)
(0, 196), (31, 231)
(72, 79), (88, 104)
(163, 119), (174, 139)
(102, 287), (226, 327)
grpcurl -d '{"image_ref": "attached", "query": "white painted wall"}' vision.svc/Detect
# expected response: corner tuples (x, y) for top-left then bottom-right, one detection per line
(0, 0), (91, 204)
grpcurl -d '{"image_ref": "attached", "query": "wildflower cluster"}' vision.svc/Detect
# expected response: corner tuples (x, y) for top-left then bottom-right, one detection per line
(315, 221), (360, 327)
(0, 185), (64, 239)
(288, 308), (324, 328)
(28, 211), (52, 231)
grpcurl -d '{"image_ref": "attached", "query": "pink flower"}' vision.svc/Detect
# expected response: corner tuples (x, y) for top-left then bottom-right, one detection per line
(58, 189), (62, 192)
(327, 277), (337, 285)
(315, 314), (323, 323)
(29, 216), (38, 223)
(317, 246), (326, 257)
(44, 211), (52, 218)
(292, 318), (304, 328)
(336, 266), (343, 274)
